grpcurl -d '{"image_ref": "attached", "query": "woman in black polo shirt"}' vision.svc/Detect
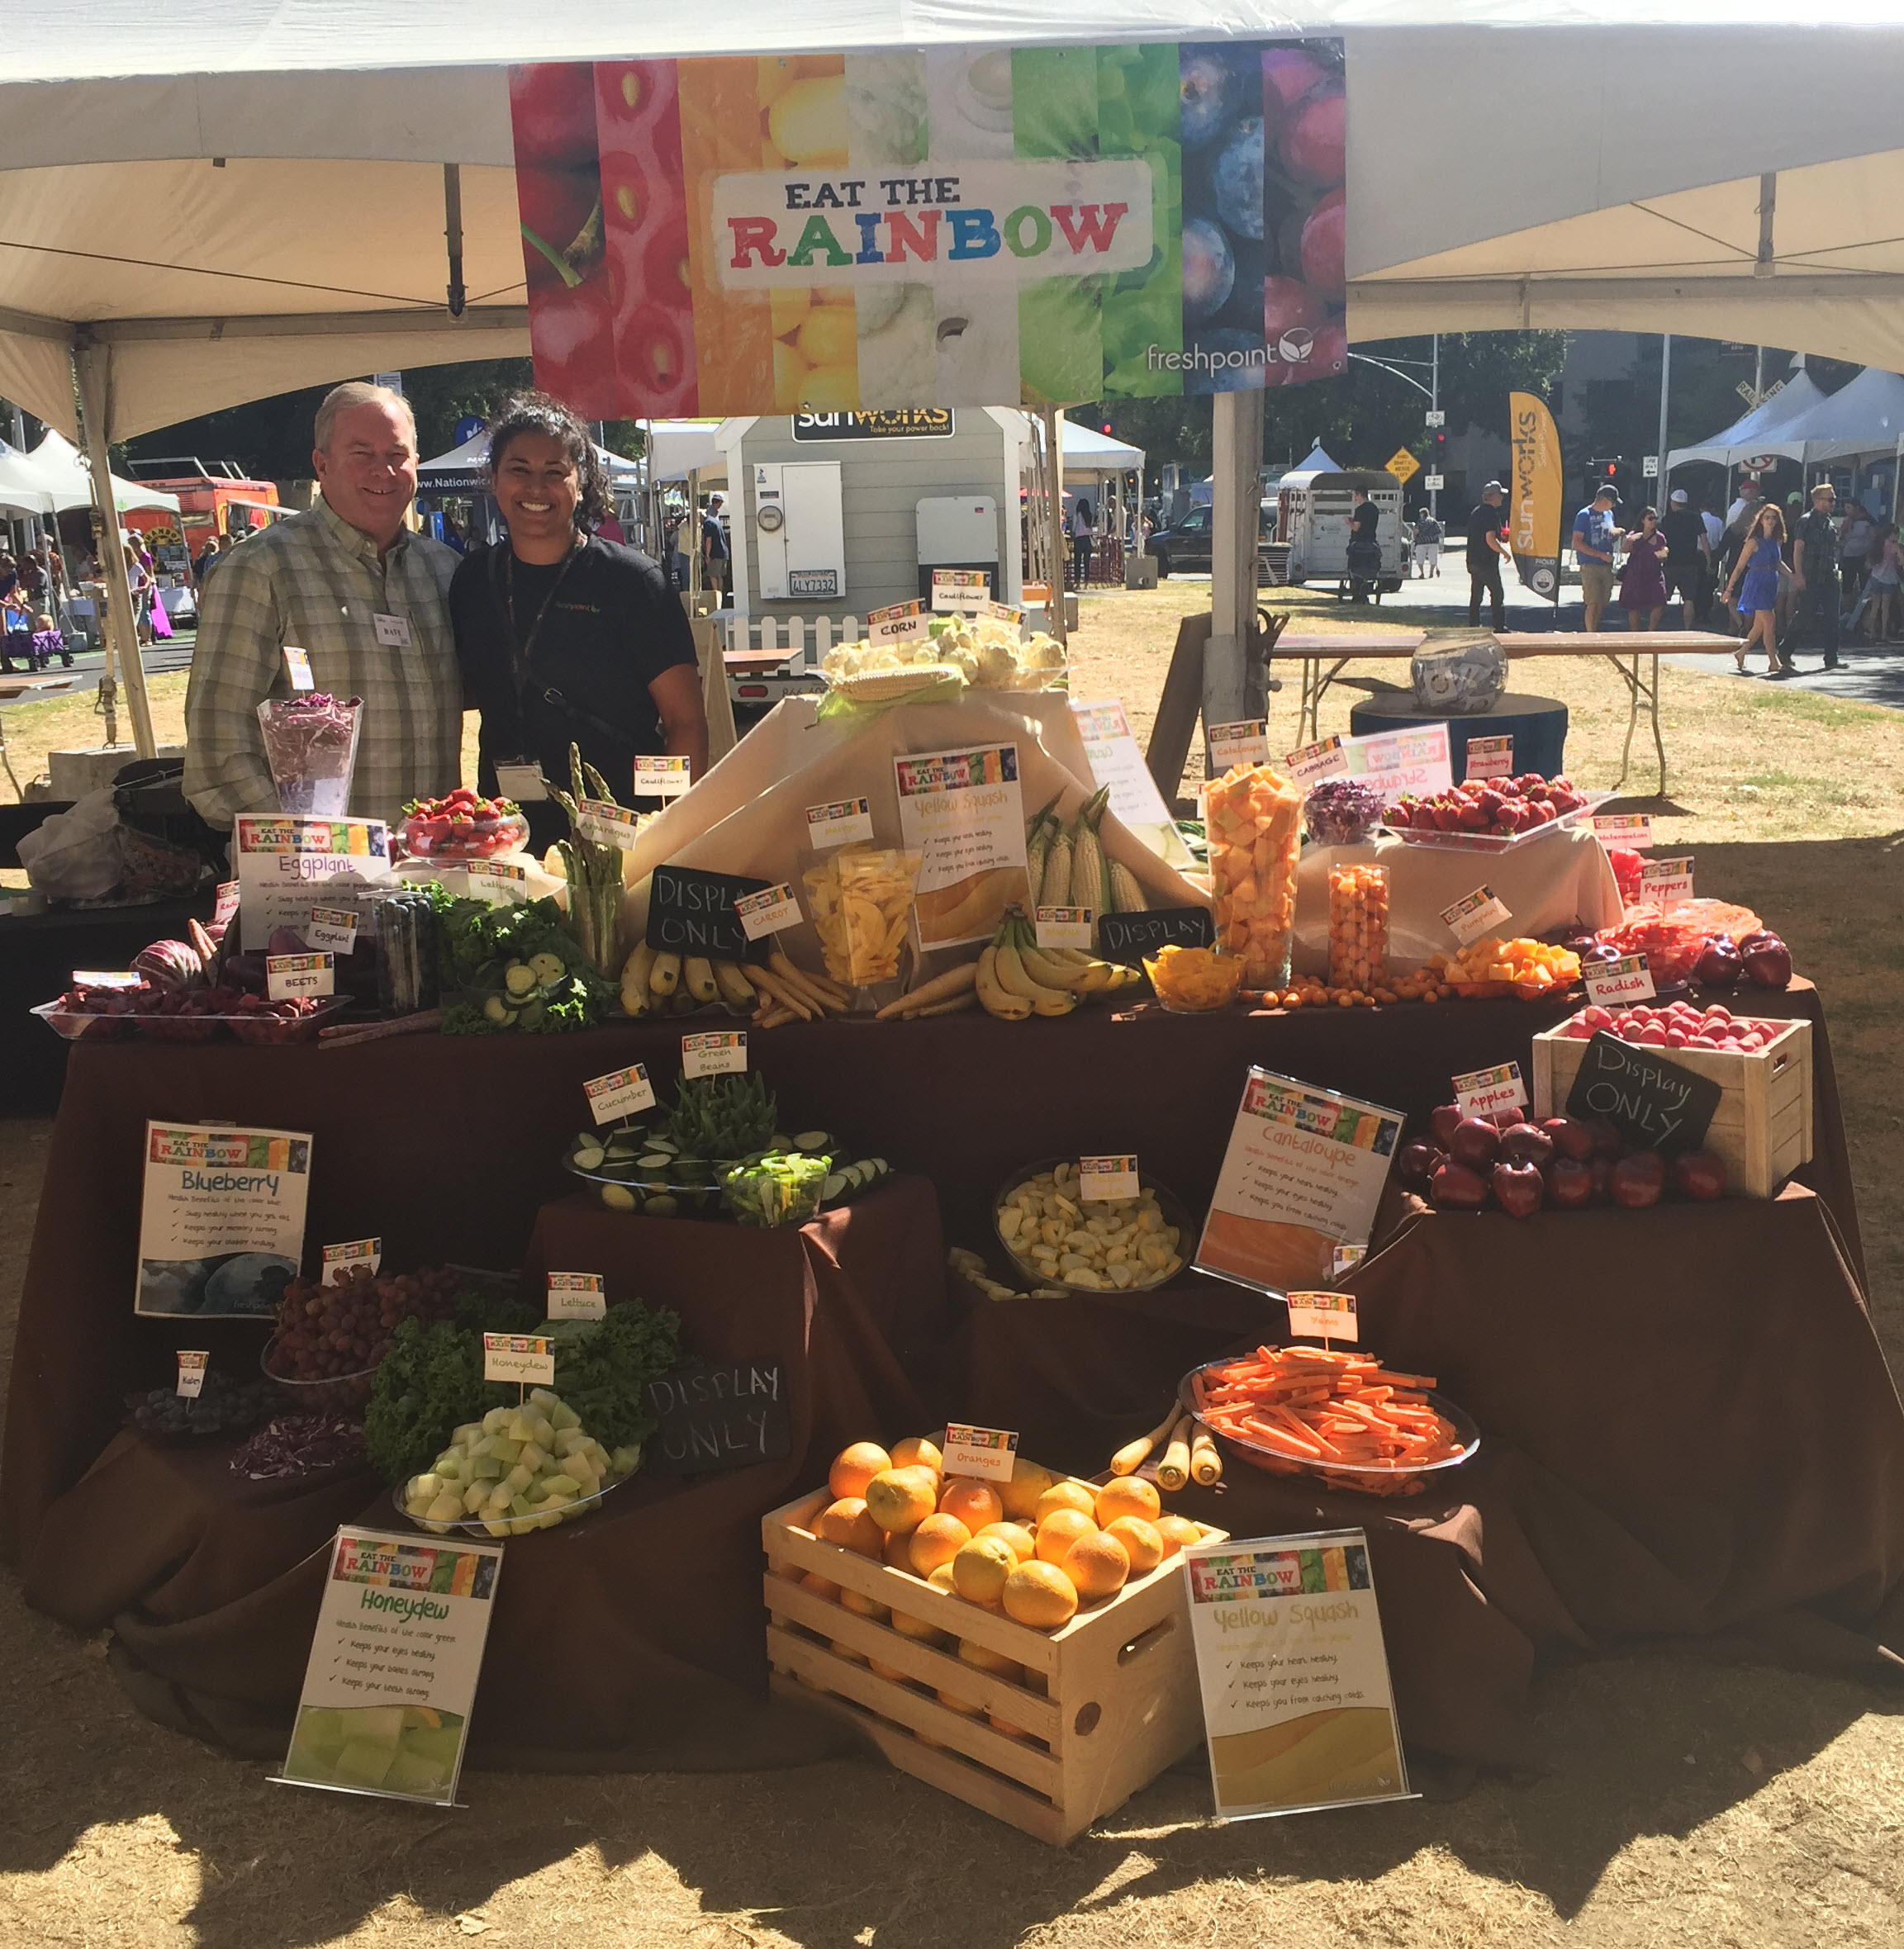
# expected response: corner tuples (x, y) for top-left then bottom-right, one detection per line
(450, 392), (708, 823)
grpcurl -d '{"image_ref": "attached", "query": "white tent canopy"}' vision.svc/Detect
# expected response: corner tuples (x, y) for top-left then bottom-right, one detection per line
(10, 8), (1904, 443)
(0, 439), (56, 516)
(1757, 366), (1904, 464)
(12, 430), (180, 513)
(417, 428), (639, 492)
(647, 421), (727, 486)
(1051, 420), (1145, 477)
(1667, 368), (1830, 469)
(1293, 443), (1344, 475)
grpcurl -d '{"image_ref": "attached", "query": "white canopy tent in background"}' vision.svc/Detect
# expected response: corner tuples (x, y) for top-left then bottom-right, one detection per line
(1773, 366), (1904, 464)
(646, 422), (727, 488)
(417, 429), (640, 492)
(11, 4), (1904, 753)
(1293, 443), (1345, 476)
(1667, 368), (1830, 470)
(0, 442), (56, 518)
(11, 430), (179, 515)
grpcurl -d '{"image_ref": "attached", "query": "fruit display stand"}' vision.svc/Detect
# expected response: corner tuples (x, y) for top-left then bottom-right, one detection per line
(1531, 1014), (1813, 1198)
(762, 1486), (1225, 1843)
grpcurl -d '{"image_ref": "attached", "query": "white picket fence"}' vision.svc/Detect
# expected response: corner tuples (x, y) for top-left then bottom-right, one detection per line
(712, 614), (867, 667)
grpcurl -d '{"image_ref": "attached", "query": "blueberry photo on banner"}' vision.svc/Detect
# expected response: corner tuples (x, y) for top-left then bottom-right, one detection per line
(510, 40), (1346, 415)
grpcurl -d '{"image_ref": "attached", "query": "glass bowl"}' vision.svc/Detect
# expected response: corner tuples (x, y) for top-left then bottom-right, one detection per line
(31, 999), (139, 1041)
(401, 809), (530, 861)
(392, 1468), (629, 1538)
(259, 1335), (375, 1412)
(992, 1157), (1194, 1296)
(1142, 946), (1244, 1012)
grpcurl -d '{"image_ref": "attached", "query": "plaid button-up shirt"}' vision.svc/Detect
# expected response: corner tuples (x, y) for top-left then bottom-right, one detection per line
(184, 496), (462, 828)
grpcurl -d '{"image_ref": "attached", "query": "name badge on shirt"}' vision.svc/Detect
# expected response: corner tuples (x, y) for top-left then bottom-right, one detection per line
(495, 761), (548, 804)
(373, 612), (411, 648)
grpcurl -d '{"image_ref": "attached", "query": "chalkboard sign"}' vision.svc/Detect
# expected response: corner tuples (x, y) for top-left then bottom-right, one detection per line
(1564, 1031), (1723, 1154)
(642, 1359), (790, 1475)
(646, 865), (772, 963)
(1097, 906), (1216, 966)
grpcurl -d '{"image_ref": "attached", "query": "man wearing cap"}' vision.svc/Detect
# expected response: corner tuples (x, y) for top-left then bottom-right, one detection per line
(1465, 481), (1509, 629)
(1659, 487), (1708, 628)
(1571, 483), (1621, 633)
(700, 493), (729, 607)
(1792, 481), (1845, 670)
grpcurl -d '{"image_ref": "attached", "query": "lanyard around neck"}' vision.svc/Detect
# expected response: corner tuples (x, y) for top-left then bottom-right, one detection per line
(496, 537), (583, 701)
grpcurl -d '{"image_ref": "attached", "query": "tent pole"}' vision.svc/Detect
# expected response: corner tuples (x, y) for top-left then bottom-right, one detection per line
(1204, 388), (1262, 741)
(1040, 406), (1068, 648)
(74, 344), (156, 759)
(1655, 334), (1672, 508)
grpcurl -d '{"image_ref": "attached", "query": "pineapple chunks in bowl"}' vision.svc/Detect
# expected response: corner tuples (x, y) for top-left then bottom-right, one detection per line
(401, 1387), (641, 1538)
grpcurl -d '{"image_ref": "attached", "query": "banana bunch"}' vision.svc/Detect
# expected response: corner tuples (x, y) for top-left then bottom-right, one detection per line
(619, 943), (757, 1018)
(1027, 788), (1151, 918)
(975, 908), (1143, 1021)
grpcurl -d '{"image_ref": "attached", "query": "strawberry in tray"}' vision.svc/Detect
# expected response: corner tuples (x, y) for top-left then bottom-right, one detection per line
(1384, 774), (1589, 839)
(401, 788), (529, 860)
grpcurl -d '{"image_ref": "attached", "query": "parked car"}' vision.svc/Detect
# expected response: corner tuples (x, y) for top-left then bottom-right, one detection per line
(1145, 503), (1284, 581)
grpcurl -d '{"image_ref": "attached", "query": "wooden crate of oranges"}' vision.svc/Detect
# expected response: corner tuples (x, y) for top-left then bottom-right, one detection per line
(761, 1435), (1225, 1845)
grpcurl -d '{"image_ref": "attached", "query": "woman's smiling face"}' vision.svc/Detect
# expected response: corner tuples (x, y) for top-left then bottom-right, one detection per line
(494, 431), (581, 547)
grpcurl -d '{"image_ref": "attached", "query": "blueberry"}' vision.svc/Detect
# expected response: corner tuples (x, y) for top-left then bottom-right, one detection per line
(1181, 216), (1235, 325)
(1213, 119), (1265, 241)
(1187, 329), (1267, 395)
(1179, 51), (1240, 151)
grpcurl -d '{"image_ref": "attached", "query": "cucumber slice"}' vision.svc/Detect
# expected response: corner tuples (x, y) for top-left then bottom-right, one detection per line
(572, 1144), (605, 1172)
(635, 1153), (673, 1169)
(793, 1130), (838, 1155)
(822, 1173), (848, 1202)
(643, 1194), (679, 1218)
(599, 1183), (638, 1212)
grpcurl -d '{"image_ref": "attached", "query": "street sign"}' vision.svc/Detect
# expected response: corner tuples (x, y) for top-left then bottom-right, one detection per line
(1425, 410), (1446, 428)
(1423, 473), (1445, 491)
(1642, 455), (1659, 477)
(1385, 447), (1420, 485)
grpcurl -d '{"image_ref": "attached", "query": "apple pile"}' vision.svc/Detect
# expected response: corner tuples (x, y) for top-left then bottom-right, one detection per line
(1400, 1103), (1726, 1217)
(1552, 999), (1784, 1050)
(1383, 774), (1591, 838)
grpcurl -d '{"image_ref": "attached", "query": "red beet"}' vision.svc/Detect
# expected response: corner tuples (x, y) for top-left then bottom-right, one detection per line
(1492, 1159), (1546, 1218)
(1546, 1156), (1595, 1208)
(1430, 1159), (1489, 1210)
(1498, 1122), (1555, 1168)
(1541, 1116), (1596, 1163)
(1672, 1149), (1727, 1200)
(1610, 1151), (1666, 1209)
(1447, 1117), (1503, 1170)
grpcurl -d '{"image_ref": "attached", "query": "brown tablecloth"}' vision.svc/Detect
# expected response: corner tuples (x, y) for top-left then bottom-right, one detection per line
(20, 1179), (939, 1768)
(1, 979), (1873, 1771)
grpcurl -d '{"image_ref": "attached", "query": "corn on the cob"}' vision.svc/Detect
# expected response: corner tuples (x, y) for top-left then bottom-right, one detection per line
(1071, 815), (1106, 919)
(1109, 859), (1147, 913)
(1041, 830), (1073, 907)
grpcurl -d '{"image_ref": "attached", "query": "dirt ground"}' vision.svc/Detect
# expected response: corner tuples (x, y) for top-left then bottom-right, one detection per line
(3, 586), (1903, 1945)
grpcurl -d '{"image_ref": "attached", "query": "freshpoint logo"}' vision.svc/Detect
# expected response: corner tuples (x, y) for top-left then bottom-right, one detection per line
(1146, 334), (1312, 376)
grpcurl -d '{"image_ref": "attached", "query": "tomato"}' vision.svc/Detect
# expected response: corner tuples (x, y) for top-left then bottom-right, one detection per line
(509, 64), (601, 171)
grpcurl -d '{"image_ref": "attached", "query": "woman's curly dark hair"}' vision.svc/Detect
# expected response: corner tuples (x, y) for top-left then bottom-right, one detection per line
(485, 390), (611, 529)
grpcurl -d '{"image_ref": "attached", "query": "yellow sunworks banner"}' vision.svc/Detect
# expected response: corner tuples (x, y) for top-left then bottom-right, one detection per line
(1508, 391), (1564, 602)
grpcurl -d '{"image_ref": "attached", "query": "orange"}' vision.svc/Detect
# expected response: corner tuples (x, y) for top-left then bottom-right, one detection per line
(869, 1658), (910, 1683)
(1002, 1560), (1079, 1629)
(830, 1640), (869, 1666)
(882, 1530), (916, 1572)
(1104, 1516), (1164, 1577)
(1033, 1480), (1097, 1525)
(927, 1563), (959, 1596)
(814, 1497), (883, 1559)
(766, 1558), (802, 1582)
(975, 1521), (1036, 1563)
(957, 1638), (1022, 1682)
(1155, 1515), (1203, 1558)
(838, 1586), (890, 1622)
(1094, 1476), (1162, 1527)
(998, 1458), (1056, 1521)
(909, 1512), (972, 1575)
(799, 1571), (840, 1601)
(828, 1440), (891, 1501)
(1060, 1529), (1131, 1600)
(936, 1688), (982, 1717)
(864, 1467), (938, 1534)
(1033, 1508), (1097, 1567)
(938, 1478), (1004, 1532)
(952, 1534), (1018, 1606)
(890, 1609), (947, 1647)
(988, 1713), (1032, 1740)
(890, 1435), (944, 1476)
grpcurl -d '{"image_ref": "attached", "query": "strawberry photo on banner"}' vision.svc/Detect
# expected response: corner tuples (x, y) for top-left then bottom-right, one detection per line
(509, 40), (1346, 416)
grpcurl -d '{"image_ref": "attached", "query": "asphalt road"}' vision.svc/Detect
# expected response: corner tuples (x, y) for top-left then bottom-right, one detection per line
(4, 633), (196, 697)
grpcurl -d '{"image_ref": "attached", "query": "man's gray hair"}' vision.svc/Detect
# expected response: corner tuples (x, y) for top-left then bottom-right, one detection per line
(314, 382), (415, 453)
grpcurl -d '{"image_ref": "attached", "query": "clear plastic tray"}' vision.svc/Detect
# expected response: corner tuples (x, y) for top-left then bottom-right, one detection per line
(259, 1335), (375, 1411)
(393, 1468), (629, 1538)
(1179, 1359), (1480, 1487)
(1381, 790), (1612, 855)
(993, 1157), (1194, 1297)
(31, 997), (349, 1044)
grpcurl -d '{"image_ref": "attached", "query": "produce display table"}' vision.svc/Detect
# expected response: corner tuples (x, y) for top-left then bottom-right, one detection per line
(1346, 690), (1569, 785)
(2, 979), (1871, 1770)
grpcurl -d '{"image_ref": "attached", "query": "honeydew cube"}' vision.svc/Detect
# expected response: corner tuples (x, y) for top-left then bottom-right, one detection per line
(433, 1456), (463, 1482)
(508, 1515), (537, 1536)
(551, 1401), (581, 1433)
(482, 1519), (510, 1538)
(425, 1493), (464, 1525)
(518, 1442), (547, 1473)
(509, 1494), (534, 1518)
(487, 1438), (523, 1465)
(610, 1444), (643, 1476)
(405, 1496), (434, 1520)
(538, 1510), (566, 1529)
(502, 1464), (534, 1494)
(470, 1456), (503, 1481)
(505, 1413), (532, 1443)
(411, 1472), (442, 1500)
(529, 1387), (561, 1413)
(541, 1473), (581, 1498)
(462, 1483), (488, 1514)
(482, 1408), (510, 1434)
(486, 1485), (513, 1513)
(554, 1428), (586, 1455)
(452, 1423), (483, 1446)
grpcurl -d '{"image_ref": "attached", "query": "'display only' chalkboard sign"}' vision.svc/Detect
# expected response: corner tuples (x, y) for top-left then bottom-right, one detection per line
(1564, 1031), (1723, 1153)
(645, 865), (772, 963)
(641, 1359), (790, 1475)
(1097, 907), (1216, 966)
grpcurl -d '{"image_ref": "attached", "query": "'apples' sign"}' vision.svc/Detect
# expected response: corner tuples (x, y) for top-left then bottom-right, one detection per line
(1564, 1031), (1722, 1153)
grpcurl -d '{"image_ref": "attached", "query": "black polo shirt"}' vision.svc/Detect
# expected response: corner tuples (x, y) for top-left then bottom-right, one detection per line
(1466, 501), (1506, 567)
(450, 536), (698, 801)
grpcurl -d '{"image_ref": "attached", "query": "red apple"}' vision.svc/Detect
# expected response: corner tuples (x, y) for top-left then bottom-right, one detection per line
(1429, 1103), (1463, 1147)
(1546, 1156), (1595, 1207)
(1738, 932), (1793, 988)
(1499, 1122), (1555, 1169)
(1447, 1117), (1502, 1170)
(1693, 937), (1743, 988)
(1492, 1159), (1546, 1218)
(1672, 1149), (1727, 1200)
(1430, 1159), (1489, 1210)
(1610, 1151), (1666, 1209)
(1398, 1140), (1444, 1184)
(1541, 1116), (1596, 1162)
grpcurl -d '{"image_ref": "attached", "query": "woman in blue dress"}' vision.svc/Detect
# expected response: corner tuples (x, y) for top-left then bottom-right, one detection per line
(1723, 504), (1787, 676)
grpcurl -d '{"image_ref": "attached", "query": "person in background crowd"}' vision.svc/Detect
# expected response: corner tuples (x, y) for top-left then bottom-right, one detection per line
(185, 381), (461, 828)
(1838, 496), (1874, 599)
(1412, 507), (1442, 577)
(451, 390), (706, 810)
(1698, 499), (1725, 627)
(1659, 487), (1707, 627)
(1619, 507), (1670, 633)
(1571, 483), (1621, 633)
(0, 552), (23, 672)
(594, 503), (627, 545)
(1466, 481), (1509, 628)
(1852, 522), (1902, 642)
(192, 533), (226, 584)
(124, 533), (156, 644)
(1792, 481), (1844, 671)
(1723, 502), (1788, 676)
(700, 493), (729, 607)
(1070, 496), (1094, 586)
(29, 611), (71, 670)
(1345, 485), (1381, 602)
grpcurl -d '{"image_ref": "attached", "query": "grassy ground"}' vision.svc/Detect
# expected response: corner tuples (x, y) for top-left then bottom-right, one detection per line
(2, 587), (1903, 1945)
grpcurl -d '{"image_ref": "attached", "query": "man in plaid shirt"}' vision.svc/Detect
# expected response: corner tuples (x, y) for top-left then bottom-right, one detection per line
(184, 382), (462, 828)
